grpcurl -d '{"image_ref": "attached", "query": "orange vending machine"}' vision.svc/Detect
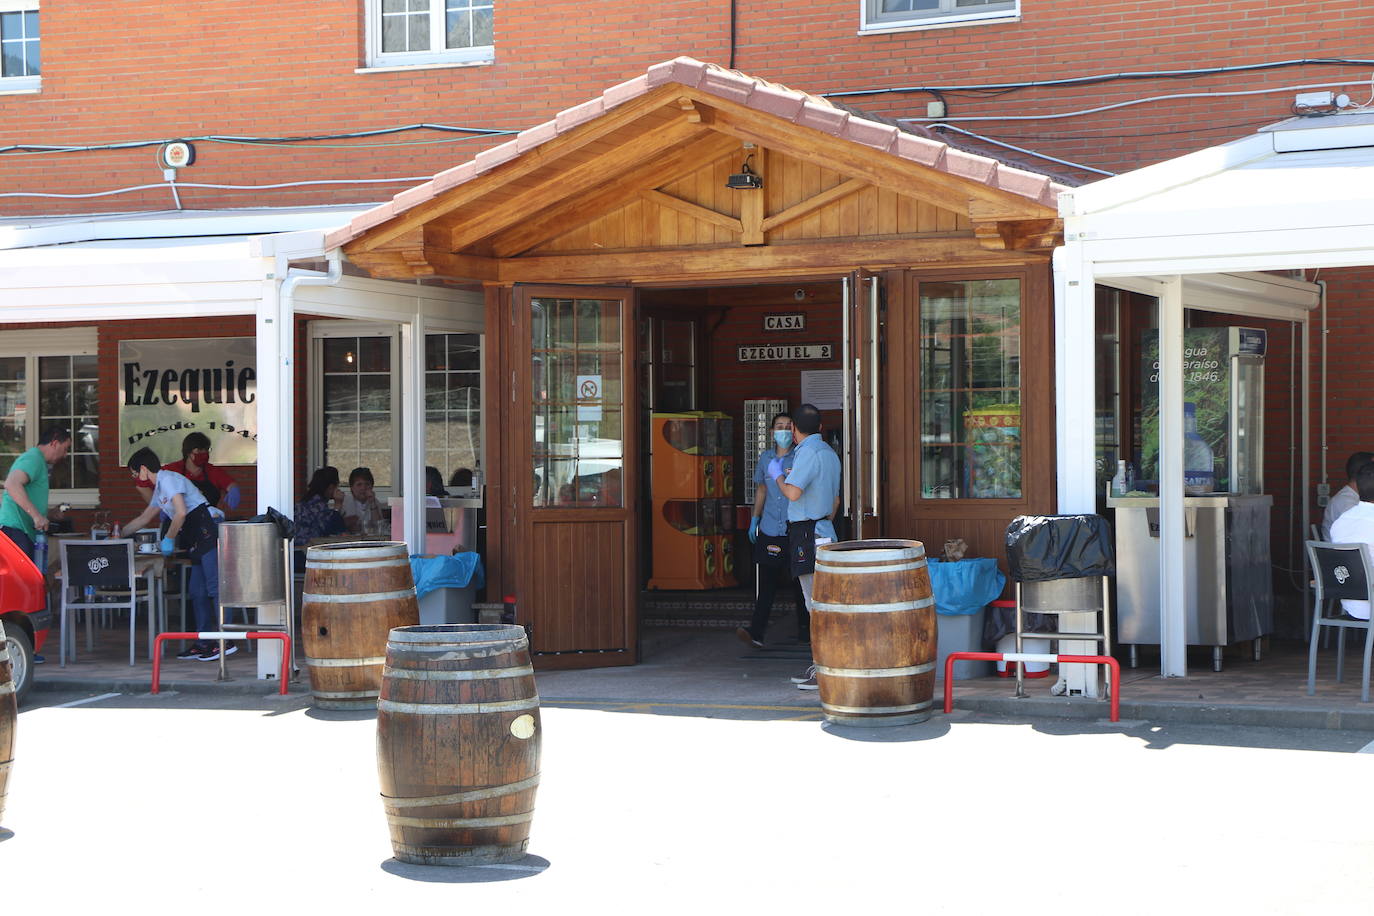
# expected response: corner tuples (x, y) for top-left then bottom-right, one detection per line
(648, 412), (737, 589)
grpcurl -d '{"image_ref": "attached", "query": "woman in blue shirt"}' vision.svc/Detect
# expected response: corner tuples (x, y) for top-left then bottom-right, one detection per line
(737, 412), (809, 648)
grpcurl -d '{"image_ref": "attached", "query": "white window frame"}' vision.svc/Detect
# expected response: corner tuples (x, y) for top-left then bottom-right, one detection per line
(859, 0), (1018, 34)
(363, 0), (494, 71)
(0, 0), (40, 94)
(308, 321), (403, 499)
(0, 328), (99, 507)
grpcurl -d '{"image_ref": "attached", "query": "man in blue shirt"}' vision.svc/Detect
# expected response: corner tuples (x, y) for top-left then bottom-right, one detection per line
(767, 403), (841, 689)
(737, 411), (809, 649)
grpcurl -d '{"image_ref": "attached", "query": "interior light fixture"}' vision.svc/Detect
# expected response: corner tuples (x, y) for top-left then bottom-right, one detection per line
(726, 155), (763, 190)
(345, 350), (355, 364)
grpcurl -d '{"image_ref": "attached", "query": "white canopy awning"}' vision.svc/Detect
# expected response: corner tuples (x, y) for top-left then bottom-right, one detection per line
(1053, 113), (1374, 678)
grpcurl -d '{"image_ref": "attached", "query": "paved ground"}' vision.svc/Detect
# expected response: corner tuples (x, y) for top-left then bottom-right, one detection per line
(4, 684), (1372, 912)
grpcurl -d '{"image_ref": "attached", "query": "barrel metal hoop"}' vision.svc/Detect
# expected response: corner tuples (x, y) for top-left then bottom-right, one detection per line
(388, 812), (534, 828)
(306, 656), (386, 667)
(809, 596), (935, 614)
(815, 545), (925, 564)
(301, 589), (416, 604)
(815, 661), (935, 678)
(382, 665), (535, 681)
(305, 559), (409, 571)
(313, 689), (380, 699)
(305, 542), (409, 560)
(821, 699), (934, 714)
(390, 842), (528, 863)
(815, 559), (927, 575)
(378, 697), (540, 715)
(382, 774), (541, 809)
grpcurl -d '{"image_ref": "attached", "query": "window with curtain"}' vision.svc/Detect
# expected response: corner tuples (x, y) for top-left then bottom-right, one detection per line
(0, 335), (99, 502)
(321, 336), (394, 488)
(919, 278), (1022, 499)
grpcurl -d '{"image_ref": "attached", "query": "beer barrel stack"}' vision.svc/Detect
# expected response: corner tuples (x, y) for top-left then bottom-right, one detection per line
(377, 625), (541, 865)
(0, 629), (16, 825)
(811, 539), (938, 727)
(301, 542), (420, 710)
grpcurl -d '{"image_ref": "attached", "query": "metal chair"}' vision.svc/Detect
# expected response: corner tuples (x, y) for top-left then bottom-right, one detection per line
(1305, 540), (1374, 703)
(58, 538), (156, 667)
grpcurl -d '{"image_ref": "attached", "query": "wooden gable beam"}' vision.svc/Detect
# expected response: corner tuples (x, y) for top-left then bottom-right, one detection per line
(430, 116), (711, 255)
(640, 190), (743, 233)
(488, 131), (741, 258)
(345, 85), (699, 255)
(699, 97), (1055, 221)
(760, 177), (867, 233)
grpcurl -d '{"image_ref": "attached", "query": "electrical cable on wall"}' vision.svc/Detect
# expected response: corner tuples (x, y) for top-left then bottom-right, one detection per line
(931, 124), (1114, 176)
(825, 57), (1374, 99)
(0, 176), (435, 200)
(0, 123), (517, 156)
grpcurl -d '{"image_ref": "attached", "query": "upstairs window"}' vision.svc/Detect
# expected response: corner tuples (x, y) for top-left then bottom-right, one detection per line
(862, 0), (1017, 32)
(365, 0), (494, 69)
(0, 1), (40, 92)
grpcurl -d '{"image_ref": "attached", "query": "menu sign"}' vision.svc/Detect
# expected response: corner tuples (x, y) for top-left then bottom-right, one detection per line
(118, 337), (258, 464)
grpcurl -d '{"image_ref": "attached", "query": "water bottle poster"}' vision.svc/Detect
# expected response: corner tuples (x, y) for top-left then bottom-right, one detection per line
(1139, 328), (1229, 490)
(118, 337), (258, 465)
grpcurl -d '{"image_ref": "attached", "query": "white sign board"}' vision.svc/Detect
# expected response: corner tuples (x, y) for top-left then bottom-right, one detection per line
(801, 369), (845, 410)
(763, 313), (806, 332)
(576, 374), (603, 421)
(737, 344), (834, 362)
(119, 337), (258, 464)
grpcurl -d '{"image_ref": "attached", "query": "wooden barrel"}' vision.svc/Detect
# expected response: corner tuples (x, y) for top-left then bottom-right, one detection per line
(811, 539), (937, 727)
(302, 541), (420, 710)
(0, 631), (16, 825)
(377, 624), (541, 866)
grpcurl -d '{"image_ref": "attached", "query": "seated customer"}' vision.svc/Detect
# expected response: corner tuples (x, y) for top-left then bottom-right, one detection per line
(294, 466), (346, 547)
(341, 466), (383, 534)
(122, 447), (230, 661)
(1328, 460), (1374, 621)
(1323, 450), (1374, 535)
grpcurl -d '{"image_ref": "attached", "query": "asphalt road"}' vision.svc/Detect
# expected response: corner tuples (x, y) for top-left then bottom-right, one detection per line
(4, 689), (1372, 913)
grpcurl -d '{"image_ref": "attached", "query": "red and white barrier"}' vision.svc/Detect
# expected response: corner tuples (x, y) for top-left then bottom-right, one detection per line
(942, 651), (1121, 722)
(151, 631), (293, 696)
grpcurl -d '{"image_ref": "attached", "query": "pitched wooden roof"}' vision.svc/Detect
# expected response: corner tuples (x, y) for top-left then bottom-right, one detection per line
(330, 57), (1068, 281)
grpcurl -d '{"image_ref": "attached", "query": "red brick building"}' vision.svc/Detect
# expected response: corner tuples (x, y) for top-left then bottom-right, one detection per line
(2, 0), (1370, 667)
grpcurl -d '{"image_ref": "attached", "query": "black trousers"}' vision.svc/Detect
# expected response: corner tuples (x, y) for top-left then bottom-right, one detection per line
(746, 560), (809, 643)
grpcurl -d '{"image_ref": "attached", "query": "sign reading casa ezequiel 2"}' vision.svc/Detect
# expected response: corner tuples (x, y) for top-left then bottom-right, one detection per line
(118, 337), (258, 464)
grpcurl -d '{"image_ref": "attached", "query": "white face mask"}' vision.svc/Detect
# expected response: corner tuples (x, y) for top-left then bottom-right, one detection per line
(773, 429), (793, 449)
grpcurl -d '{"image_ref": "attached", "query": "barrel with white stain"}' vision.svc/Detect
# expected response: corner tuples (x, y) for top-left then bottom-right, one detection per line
(811, 539), (937, 727)
(377, 624), (541, 866)
(302, 541), (420, 710)
(0, 631), (15, 824)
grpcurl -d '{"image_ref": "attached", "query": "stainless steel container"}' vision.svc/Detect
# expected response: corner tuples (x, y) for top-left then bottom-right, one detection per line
(1020, 577), (1104, 614)
(218, 521), (287, 605)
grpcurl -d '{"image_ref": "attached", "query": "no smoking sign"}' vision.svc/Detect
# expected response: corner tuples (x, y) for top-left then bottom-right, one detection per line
(575, 374), (603, 421)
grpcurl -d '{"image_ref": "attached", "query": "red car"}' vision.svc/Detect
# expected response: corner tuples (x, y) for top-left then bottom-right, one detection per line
(0, 532), (50, 700)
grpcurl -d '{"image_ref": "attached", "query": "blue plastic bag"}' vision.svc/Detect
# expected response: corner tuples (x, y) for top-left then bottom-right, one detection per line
(926, 557), (1006, 616)
(409, 553), (485, 599)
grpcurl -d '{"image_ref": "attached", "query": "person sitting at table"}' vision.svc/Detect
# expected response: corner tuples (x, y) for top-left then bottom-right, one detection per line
(449, 467), (473, 490)
(1328, 460), (1374, 622)
(425, 465), (450, 501)
(341, 466), (383, 535)
(122, 447), (229, 662)
(294, 466), (346, 547)
(136, 432), (241, 515)
(1323, 450), (1374, 536)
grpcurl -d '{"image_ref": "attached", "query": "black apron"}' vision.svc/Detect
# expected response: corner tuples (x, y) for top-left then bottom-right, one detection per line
(787, 518), (820, 578)
(753, 533), (788, 568)
(162, 504), (218, 559)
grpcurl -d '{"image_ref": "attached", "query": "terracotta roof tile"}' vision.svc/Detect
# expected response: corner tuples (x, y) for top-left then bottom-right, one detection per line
(893, 132), (947, 169)
(347, 201), (397, 235)
(391, 180), (438, 212)
(645, 57), (709, 89)
(516, 119), (559, 153)
(472, 139), (521, 174)
(843, 118), (901, 153)
(749, 82), (807, 119)
(553, 96), (606, 132)
(794, 100), (851, 135)
(602, 74), (651, 109)
(433, 161), (477, 193)
(699, 67), (757, 105)
(942, 146), (1000, 184)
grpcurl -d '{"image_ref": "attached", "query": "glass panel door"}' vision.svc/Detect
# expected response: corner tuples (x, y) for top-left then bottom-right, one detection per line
(532, 296), (625, 508)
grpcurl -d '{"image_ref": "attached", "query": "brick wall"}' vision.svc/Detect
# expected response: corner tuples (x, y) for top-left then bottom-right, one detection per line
(3, 1), (1373, 214)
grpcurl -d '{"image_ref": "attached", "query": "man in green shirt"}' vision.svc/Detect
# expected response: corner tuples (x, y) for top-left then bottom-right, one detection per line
(0, 426), (72, 563)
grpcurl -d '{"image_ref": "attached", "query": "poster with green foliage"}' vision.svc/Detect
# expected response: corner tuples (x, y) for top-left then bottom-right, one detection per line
(1139, 328), (1229, 491)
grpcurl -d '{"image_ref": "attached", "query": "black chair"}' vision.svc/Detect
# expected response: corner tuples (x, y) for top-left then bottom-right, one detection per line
(1305, 541), (1374, 703)
(58, 539), (155, 667)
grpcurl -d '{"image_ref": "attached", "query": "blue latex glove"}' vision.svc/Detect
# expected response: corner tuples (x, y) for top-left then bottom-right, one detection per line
(748, 517), (760, 544)
(159, 537), (176, 556)
(225, 484), (241, 510)
(767, 457), (784, 481)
